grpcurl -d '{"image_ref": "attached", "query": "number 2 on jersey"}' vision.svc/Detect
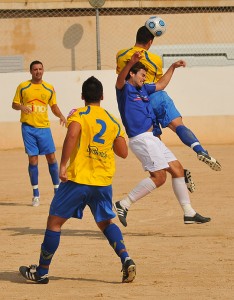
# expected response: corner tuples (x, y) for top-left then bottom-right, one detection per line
(93, 119), (106, 144)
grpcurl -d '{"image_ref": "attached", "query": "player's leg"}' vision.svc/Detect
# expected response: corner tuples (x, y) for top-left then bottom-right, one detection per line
(92, 186), (135, 283)
(114, 133), (168, 227)
(97, 219), (136, 283)
(150, 91), (221, 171)
(45, 152), (60, 194)
(38, 128), (60, 193)
(28, 155), (40, 206)
(169, 118), (221, 171)
(167, 159), (211, 224)
(19, 215), (67, 284)
(19, 181), (81, 284)
(21, 123), (41, 206)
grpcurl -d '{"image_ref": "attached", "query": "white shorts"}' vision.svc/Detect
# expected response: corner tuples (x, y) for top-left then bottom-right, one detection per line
(129, 132), (177, 172)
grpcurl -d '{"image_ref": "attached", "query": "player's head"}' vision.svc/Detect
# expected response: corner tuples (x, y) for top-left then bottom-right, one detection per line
(30, 60), (44, 83)
(82, 76), (103, 103)
(126, 61), (148, 80)
(30, 60), (43, 71)
(136, 26), (154, 45)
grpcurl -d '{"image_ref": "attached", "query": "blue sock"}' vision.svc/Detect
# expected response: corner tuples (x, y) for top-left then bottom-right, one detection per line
(28, 164), (39, 197)
(175, 125), (207, 154)
(103, 223), (129, 264)
(37, 229), (61, 275)
(48, 162), (60, 193)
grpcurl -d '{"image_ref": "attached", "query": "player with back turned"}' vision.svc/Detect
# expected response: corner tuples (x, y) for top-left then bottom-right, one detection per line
(19, 76), (136, 284)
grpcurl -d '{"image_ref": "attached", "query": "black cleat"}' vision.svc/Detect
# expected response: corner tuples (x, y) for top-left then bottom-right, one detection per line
(122, 258), (136, 283)
(113, 201), (128, 227)
(184, 169), (195, 193)
(19, 265), (49, 284)
(197, 152), (221, 171)
(184, 213), (211, 224)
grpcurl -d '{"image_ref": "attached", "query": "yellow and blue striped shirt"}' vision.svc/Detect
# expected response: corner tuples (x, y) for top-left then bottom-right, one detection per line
(66, 105), (125, 186)
(13, 80), (57, 128)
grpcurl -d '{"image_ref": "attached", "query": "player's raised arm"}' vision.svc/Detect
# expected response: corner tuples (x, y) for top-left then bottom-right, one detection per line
(116, 51), (143, 90)
(156, 60), (186, 91)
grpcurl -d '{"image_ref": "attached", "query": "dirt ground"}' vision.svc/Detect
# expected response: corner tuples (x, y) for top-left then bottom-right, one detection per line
(0, 144), (233, 300)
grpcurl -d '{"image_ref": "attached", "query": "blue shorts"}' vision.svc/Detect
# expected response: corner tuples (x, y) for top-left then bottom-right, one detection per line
(22, 123), (56, 156)
(150, 91), (181, 129)
(49, 181), (116, 223)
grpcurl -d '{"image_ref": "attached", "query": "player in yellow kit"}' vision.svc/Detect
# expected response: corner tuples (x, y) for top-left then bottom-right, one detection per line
(12, 60), (66, 206)
(19, 76), (136, 284)
(116, 26), (221, 172)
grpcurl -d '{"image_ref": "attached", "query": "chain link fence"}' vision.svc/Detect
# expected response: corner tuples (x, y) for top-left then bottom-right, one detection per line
(0, 1), (234, 72)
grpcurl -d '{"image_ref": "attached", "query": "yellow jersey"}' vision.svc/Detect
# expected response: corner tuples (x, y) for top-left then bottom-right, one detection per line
(66, 105), (125, 186)
(116, 46), (163, 83)
(13, 80), (57, 128)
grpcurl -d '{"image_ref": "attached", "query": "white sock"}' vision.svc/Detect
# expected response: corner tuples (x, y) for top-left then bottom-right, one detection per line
(120, 177), (156, 210)
(172, 177), (196, 217)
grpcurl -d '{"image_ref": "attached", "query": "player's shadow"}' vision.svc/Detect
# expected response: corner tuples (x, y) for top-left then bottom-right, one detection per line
(2, 227), (106, 239)
(3, 226), (211, 238)
(0, 202), (28, 206)
(2, 227), (166, 238)
(0, 271), (121, 284)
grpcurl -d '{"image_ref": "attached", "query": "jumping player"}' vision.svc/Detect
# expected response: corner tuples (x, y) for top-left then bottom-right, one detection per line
(19, 76), (136, 284)
(114, 51), (211, 227)
(116, 26), (221, 172)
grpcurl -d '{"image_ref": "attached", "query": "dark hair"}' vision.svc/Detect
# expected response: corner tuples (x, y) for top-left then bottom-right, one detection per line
(30, 60), (43, 70)
(136, 26), (154, 44)
(126, 62), (148, 80)
(82, 76), (103, 103)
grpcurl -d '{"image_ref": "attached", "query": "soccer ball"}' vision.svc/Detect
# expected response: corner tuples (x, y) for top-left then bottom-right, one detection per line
(145, 16), (166, 37)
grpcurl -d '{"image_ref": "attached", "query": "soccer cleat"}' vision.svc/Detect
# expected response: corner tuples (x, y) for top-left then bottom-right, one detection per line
(122, 258), (136, 283)
(184, 169), (195, 193)
(113, 201), (128, 227)
(197, 152), (221, 171)
(32, 196), (40, 207)
(19, 265), (49, 284)
(184, 213), (211, 224)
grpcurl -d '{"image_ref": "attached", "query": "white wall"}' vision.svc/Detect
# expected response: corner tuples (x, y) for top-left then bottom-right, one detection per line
(1, 66), (234, 122)
(1, 66), (234, 149)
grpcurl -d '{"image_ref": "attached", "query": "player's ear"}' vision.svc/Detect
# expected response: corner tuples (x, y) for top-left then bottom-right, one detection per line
(81, 93), (84, 100)
(100, 94), (103, 101)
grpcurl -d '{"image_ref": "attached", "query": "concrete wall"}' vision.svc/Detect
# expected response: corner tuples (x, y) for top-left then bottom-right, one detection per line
(1, 66), (234, 149)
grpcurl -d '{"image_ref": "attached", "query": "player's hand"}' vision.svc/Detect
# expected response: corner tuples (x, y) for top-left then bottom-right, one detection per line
(172, 60), (186, 68)
(130, 51), (143, 64)
(60, 115), (67, 126)
(59, 165), (68, 182)
(20, 105), (32, 114)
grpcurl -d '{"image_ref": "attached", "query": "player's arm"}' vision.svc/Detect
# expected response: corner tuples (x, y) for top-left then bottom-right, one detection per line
(51, 104), (67, 126)
(12, 102), (32, 114)
(59, 121), (81, 182)
(156, 60), (186, 91)
(116, 51), (143, 90)
(12, 86), (32, 113)
(113, 136), (128, 159)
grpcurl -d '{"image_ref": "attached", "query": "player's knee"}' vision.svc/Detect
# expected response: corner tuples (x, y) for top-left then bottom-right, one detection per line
(150, 170), (167, 187)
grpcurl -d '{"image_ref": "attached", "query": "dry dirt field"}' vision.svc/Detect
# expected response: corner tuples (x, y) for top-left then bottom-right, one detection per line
(0, 144), (233, 300)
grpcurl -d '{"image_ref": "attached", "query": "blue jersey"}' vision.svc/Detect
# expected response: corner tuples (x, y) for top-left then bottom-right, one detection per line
(116, 82), (156, 138)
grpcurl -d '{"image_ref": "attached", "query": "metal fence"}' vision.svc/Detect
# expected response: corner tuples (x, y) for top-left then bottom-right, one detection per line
(0, 2), (234, 72)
